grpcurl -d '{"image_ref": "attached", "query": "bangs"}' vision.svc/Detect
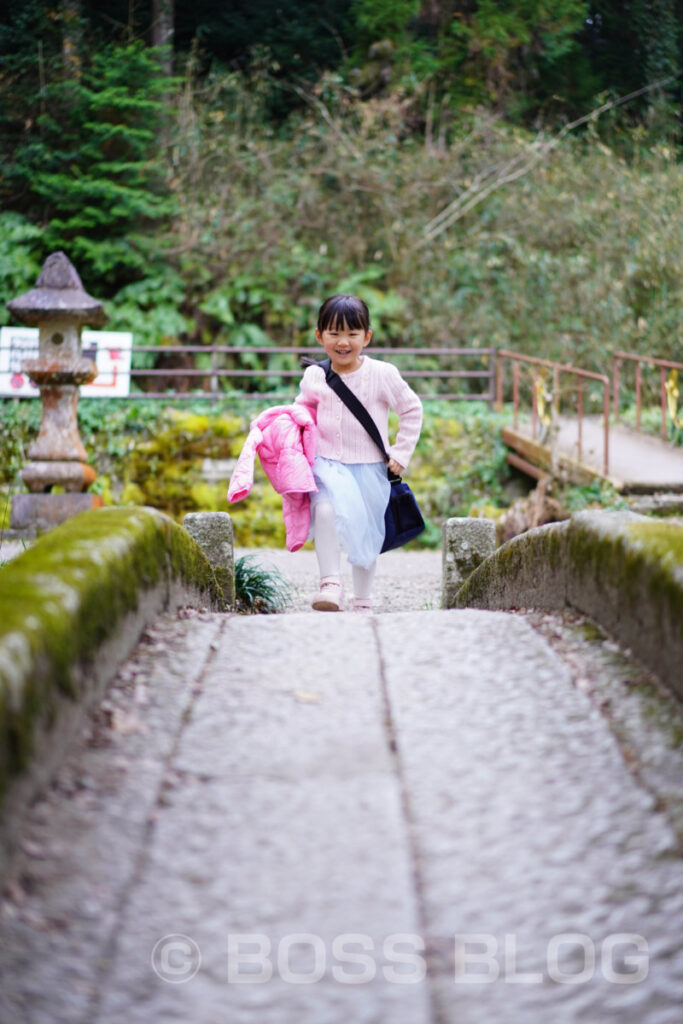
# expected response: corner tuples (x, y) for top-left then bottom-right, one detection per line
(317, 294), (370, 333)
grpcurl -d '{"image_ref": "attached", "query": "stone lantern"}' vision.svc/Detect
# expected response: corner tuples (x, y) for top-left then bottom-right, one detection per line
(7, 252), (106, 534)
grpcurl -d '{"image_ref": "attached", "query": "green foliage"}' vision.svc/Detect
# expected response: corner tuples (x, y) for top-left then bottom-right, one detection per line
(352, 0), (420, 43)
(618, 401), (683, 448)
(113, 406), (245, 518)
(175, 0), (353, 94)
(106, 271), (195, 368)
(410, 402), (513, 533)
(444, 0), (589, 109)
(0, 214), (42, 326)
(1, 395), (515, 543)
(348, 0), (590, 118)
(0, 399), (42, 484)
(582, 1), (683, 137)
(158, 77), (683, 371)
(2, 9), (683, 397)
(234, 554), (293, 613)
(559, 479), (626, 512)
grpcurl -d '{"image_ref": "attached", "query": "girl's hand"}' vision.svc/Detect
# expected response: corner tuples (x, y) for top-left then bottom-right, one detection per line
(388, 458), (404, 476)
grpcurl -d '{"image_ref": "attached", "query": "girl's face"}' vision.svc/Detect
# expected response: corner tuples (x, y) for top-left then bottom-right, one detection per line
(315, 317), (372, 374)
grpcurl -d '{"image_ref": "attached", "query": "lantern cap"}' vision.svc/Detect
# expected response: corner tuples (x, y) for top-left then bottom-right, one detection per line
(6, 252), (107, 326)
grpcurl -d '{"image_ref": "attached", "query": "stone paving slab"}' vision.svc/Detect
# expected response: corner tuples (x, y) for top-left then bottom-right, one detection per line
(0, 605), (682, 1024)
(0, 611), (223, 1024)
(93, 615), (430, 1024)
(377, 612), (683, 1024)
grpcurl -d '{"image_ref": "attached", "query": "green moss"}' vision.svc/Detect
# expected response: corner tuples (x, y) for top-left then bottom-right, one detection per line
(455, 537), (517, 607)
(0, 506), (224, 804)
(566, 518), (683, 626)
(456, 521), (569, 608)
(626, 521), (683, 569)
(0, 492), (11, 531)
(624, 520), (683, 623)
(457, 514), (683, 695)
(576, 620), (604, 643)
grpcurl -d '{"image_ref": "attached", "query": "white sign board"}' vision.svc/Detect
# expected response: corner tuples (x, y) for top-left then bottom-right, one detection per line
(0, 327), (133, 397)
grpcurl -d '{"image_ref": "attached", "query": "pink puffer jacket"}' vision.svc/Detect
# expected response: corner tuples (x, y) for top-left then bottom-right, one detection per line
(227, 404), (317, 551)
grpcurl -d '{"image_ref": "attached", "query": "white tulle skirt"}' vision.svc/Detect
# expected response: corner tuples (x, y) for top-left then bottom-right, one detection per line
(309, 457), (390, 569)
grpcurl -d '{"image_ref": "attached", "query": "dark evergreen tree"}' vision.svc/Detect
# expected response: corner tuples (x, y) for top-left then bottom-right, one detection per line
(1, 34), (175, 290)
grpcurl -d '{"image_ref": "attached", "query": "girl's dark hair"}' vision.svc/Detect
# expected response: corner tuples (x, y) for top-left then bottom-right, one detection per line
(317, 294), (370, 333)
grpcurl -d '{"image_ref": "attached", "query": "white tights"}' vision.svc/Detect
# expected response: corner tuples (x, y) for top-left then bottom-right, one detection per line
(313, 500), (376, 599)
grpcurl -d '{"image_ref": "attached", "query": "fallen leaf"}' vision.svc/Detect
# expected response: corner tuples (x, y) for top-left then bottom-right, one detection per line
(292, 690), (321, 704)
(110, 709), (146, 735)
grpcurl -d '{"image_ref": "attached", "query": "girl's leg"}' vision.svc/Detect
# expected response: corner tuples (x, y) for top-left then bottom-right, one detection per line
(313, 500), (341, 578)
(311, 500), (344, 611)
(352, 561), (376, 601)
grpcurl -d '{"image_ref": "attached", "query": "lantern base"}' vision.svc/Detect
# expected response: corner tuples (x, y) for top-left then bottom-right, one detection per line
(21, 460), (96, 493)
(10, 493), (104, 537)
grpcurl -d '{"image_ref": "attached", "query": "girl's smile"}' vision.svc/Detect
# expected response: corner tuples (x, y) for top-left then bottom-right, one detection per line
(315, 320), (372, 374)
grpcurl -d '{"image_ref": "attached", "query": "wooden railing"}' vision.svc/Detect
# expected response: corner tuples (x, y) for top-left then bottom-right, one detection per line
(93, 344), (497, 403)
(612, 351), (683, 439)
(496, 349), (611, 476)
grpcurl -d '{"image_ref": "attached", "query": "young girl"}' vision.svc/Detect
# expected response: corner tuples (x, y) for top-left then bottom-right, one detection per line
(296, 294), (423, 612)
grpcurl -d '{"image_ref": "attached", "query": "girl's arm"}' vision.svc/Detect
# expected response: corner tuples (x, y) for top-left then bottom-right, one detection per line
(294, 363), (321, 417)
(385, 364), (423, 471)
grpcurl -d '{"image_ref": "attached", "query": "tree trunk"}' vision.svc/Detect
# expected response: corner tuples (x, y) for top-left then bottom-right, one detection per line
(61, 0), (82, 79)
(152, 0), (174, 76)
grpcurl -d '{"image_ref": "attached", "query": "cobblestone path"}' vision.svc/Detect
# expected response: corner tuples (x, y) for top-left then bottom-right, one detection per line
(1, 554), (682, 1023)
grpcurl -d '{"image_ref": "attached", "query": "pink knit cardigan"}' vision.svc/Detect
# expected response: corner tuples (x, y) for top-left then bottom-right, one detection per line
(295, 356), (422, 468)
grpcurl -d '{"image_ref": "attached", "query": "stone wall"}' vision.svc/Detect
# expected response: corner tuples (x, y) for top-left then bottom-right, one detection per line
(0, 506), (229, 876)
(454, 510), (683, 698)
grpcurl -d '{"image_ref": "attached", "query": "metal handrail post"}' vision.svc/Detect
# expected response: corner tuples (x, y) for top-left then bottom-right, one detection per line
(513, 361), (520, 428)
(603, 383), (610, 476)
(635, 362), (642, 430)
(489, 348), (497, 409)
(495, 350), (503, 410)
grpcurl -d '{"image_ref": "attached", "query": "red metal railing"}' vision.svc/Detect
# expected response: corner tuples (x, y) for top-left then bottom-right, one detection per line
(90, 344), (497, 403)
(496, 349), (611, 476)
(612, 351), (683, 439)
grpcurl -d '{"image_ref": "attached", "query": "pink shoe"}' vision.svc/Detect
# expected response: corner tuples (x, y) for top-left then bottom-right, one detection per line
(311, 577), (343, 612)
(350, 598), (373, 614)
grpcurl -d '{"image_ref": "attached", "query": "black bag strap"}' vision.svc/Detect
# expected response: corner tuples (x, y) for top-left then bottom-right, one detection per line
(317, 358), (399, 477)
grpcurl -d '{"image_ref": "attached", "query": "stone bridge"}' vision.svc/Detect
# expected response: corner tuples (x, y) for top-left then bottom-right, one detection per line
(0, 508), (682, 1024)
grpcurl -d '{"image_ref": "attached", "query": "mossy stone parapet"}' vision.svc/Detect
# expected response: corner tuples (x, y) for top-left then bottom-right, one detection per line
(0, 506), (226, 873)
(442, 517), (496, 608)
(451, 519), (571, 612)
(455, 510), (683, 697)
(183, 511), (235, 609)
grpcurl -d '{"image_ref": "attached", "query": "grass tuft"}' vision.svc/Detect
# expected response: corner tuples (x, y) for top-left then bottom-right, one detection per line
(234, 554), (293, 614)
